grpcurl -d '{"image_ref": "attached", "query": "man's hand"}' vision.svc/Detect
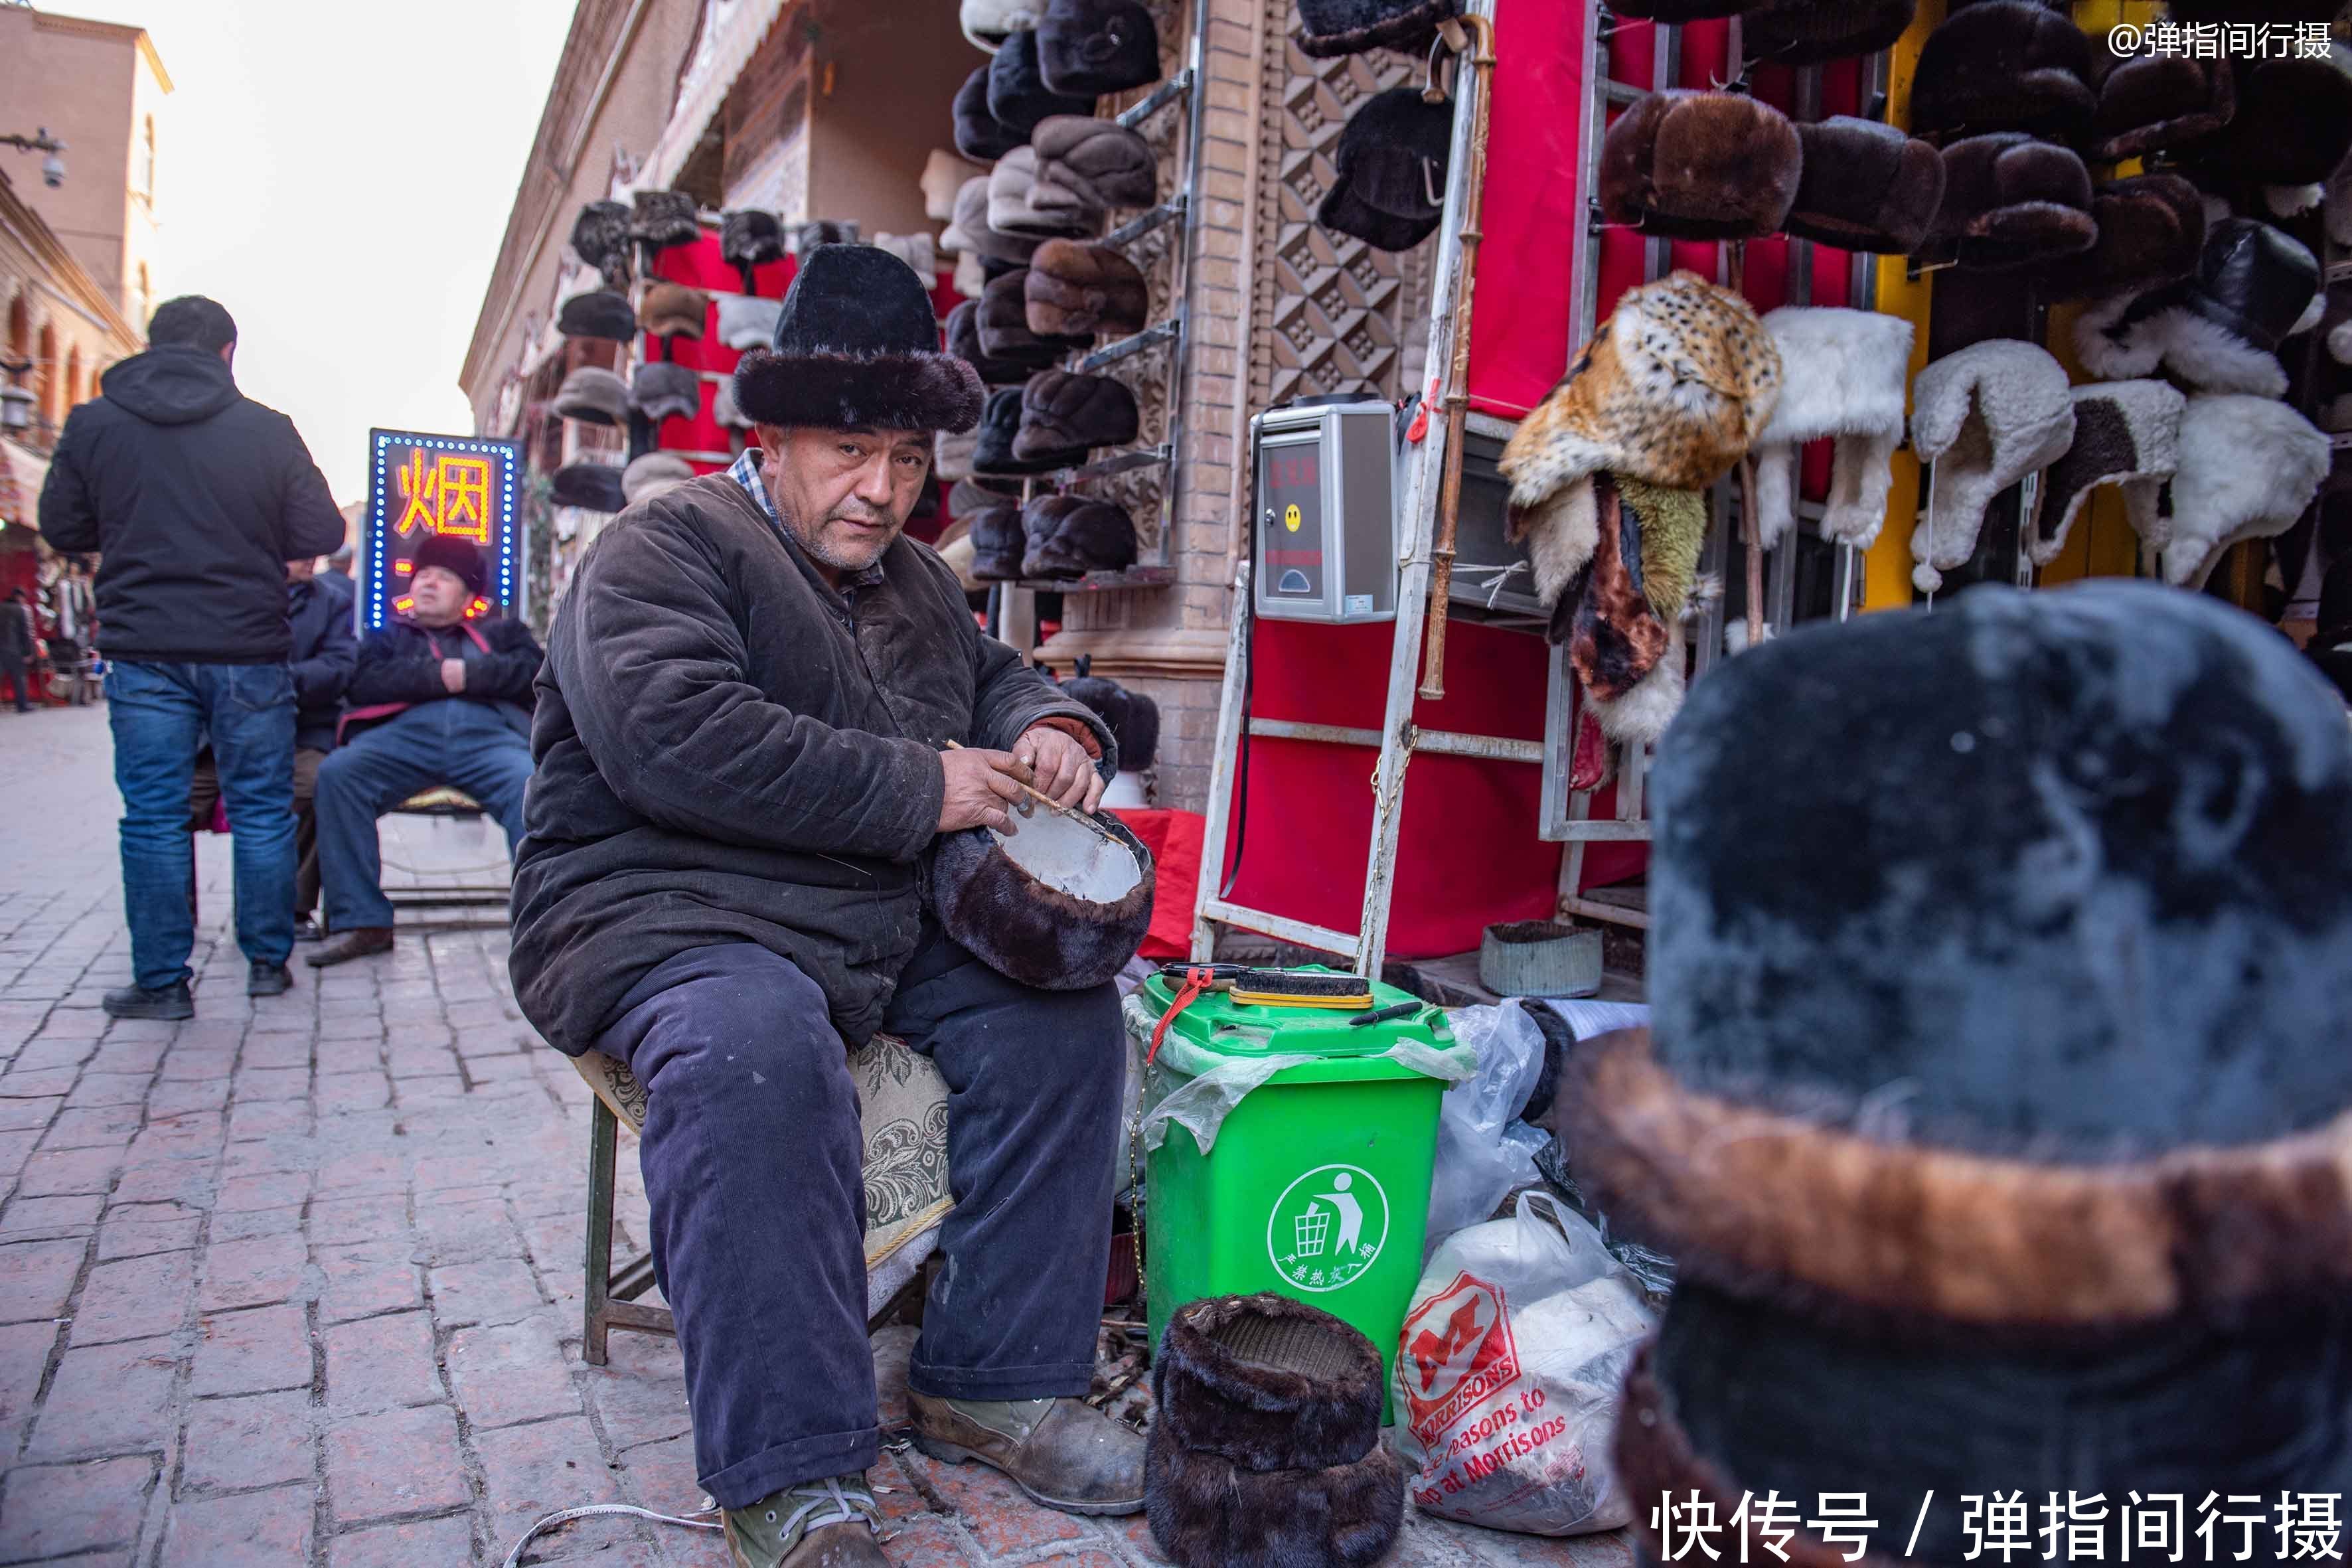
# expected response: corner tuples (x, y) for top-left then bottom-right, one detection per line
(938, 747), (1028, 834)
(1014, 724), (1105, 814)
(439, 659), (467, 694)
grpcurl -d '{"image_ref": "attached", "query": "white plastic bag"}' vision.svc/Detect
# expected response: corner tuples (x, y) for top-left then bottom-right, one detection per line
(1424, 1001), (1550, 1253)
(1391, 1190), (1656, 1536)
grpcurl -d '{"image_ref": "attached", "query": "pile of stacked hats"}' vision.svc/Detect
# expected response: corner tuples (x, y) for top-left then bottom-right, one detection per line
(1298, 2), (1468, 252)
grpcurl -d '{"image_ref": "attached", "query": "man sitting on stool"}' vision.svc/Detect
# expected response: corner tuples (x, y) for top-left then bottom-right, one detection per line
(309, 534), (540, 966)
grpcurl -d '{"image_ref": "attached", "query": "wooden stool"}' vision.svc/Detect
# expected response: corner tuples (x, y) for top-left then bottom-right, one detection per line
(387, 787), (509, 909)
(570, 1033), (954, 1364)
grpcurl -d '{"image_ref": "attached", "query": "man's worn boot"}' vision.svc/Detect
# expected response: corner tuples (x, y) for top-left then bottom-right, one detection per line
(722, 1474), (885, 1568)
(102, 980), (193, 1021)
(907, 1391), (1145, 1516)
(305, 927), (393, 968)
(248, 961), (293, 997)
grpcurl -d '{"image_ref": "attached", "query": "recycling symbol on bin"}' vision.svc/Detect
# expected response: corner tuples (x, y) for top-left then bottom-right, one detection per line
(1267, 1163), (1389, 1293)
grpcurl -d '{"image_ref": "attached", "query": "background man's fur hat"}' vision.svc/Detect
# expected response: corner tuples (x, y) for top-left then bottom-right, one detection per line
(550, 461), (626, 513)
(2160, 392), (2330, 587)
(1907, 339), (2075, 591)
(926, 805), (1150, 992)
(1022, 493), (1138, 577)
(969, 501), (1028, 579)
(1599, 92), (1802, 242)
(1743, 0), (1917, 66)
(1033, 116), (1158, 211)
(1782, 118), (1944, 254)
(1501, 272), (1781, 609)
(988, 29), (1096, 141)
(2084, 47), (2234, 163)
(954, 67), (1026, 163)
(640, 282), (709, 342)
(412, 533), (486, 595)
(1914, 132), (2096, 272)
(627, 189), (700, 253)
(2035, 173), (2205, 303)
(1294, 0), (1464, 57)
(1317, 87), (1454, 252)
(2027, 379), (2183, 566)
(621, 452), (696, 509)
(630, 362), (702, 426)
(1751, 307), (1914, 551)
(2074, 218), (2322, 399)
(557, 291), (637, 342)
(730, 246), (984, 433)
(554, 366), (630, 428)
(1015, 370), (1138, 461)
(1908, 0), (2094, 143)
(1037, 0), (1162, 97)
(1026, 240), (1149, 338)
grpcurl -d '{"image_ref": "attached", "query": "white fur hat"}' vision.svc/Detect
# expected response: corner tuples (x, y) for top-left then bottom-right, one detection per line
(2027, 380), (2185, 567)
(2073, 219), (2321, 400)
(923, 149), (986, 222)
(1909, 341), (2076, 594)
(714, 293), (783, 353)
(2159, 394), (2329, 589)
(1751, 307), (1914, 550)
(962, 0), (1043, 54)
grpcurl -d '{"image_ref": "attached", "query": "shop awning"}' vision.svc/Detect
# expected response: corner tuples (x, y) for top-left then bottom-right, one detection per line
(0, 437), (51, 529)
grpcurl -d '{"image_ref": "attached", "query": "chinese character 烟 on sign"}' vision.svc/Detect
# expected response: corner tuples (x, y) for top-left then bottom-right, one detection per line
(394, 448), (495, 544)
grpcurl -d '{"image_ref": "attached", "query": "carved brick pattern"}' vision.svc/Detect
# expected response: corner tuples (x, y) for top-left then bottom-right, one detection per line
(1248, 8), (1429, 413)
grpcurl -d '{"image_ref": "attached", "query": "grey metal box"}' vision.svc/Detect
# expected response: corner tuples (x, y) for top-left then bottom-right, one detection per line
(1251, 400), (1398, 623)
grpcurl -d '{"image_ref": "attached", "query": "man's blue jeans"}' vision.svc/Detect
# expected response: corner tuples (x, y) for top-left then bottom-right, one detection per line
(315, 700), (533, 932)
(106, 661), (297, 990)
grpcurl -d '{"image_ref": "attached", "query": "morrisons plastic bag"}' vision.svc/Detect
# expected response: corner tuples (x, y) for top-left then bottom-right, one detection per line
(1391, 1190), (1656, 1536)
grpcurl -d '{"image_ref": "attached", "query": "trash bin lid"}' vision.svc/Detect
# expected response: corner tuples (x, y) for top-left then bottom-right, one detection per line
(1140, 968), (1456, 1061)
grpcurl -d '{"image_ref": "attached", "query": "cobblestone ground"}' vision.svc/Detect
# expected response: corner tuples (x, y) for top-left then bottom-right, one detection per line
(0, 706), (1634, 1568)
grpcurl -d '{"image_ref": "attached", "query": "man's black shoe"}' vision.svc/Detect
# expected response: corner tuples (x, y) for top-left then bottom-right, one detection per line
(293, 917), (323, 942)
(103, 981), (194, 1021)
(248, 962), (293, 997)
(307, 927), (394, 967)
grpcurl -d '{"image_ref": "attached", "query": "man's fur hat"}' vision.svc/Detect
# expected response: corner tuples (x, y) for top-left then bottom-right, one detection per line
(557, 291), (637, 343)
(630, 361), (702, 426)
(1026, 240), (1149, 339)
(988, 29), (1095, 141)
(969, 501), (1028, 580)
(1014, 371), (1138, 462)
(1036, 0), (1162, 97)
(2159, 393), (2329, 588)
(2074, 218), (2322, 400)
(640, 283), (709, 343)
(954, 67), (1026, 164)
(927, 805), (1150, 991)
(1907, 339), (2075, 592)
(1750, 307), (1915, 551)
(1913, 133), (2096, 272)
(550, 461), (625, 514)
(627, 189), (700, 253)
(1294, 0), (1463, 57)
(2026, 378), (2184, 566)
(730, 246), (984, 433)
(554, 366), (630, 428)
(1782, 118), (1944, 255)
(1021, 493), (1138, 578)
(1599, 92), (1802, 242)
(1033, 116), (1158, 212)
(2084, 46), (2234, 163)
(570, 200), (633, 288)
(2036, 174), (2206, 303)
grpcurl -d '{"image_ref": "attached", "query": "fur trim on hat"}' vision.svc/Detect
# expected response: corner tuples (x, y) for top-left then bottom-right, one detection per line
(2027, 380), (2184, 566)
(1599, 92), (1802, 242)
(926, 810), (1150, 990)
(1908, 339), (2075, 593)
(1501, 272), (1781, 607)
(2073, 218), (2320, 399)
(732, 351), (985, 435)
(1909, 0), (2094, 142)
(621, 452), (696, 509)
(1144, 1425), (1403, 1568)
(1294, 0), (1463, 58)
(554, 366), (631, 428)
(962, 0), (1043, 54)
(1917, 133), (2096, 272)
(1026, 240), (1148, 338)
(715, 294), (783, 353)
(641, 283), (709, 341)
(2160, 393), (2329, 588)
(631, 362), (702, 425)
(970, 501), (1027, 578)
(2086, 48), (2234, 163)
(1783, 119), (1944, 256)
(1569, 1026), (2352, 1330)
(558, 290), (638, 342)
(2037, 174), (2205, 304)
(1743, 0), (1916, 66)
(1751, 307), (1914, 551)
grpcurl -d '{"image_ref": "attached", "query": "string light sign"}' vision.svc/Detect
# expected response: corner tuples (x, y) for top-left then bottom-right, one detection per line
(361, 429), (524, 631)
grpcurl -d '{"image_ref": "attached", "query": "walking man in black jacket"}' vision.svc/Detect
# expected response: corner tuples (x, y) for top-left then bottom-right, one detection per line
(189, 558), (355, 939)
(309, 533), (540, 967)
(0, 589), (33, 713)
(508, 248), (1138, 1568)
(38, 296), (347, 1018)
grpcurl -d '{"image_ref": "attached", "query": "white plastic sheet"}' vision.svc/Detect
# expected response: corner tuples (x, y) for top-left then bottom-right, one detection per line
(1425, 1002), (1551, 1253)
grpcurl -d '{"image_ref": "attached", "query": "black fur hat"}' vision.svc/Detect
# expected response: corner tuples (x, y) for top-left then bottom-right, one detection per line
(1317, 88), (1453, 252)
(979, 268), (1091, 360)
(412, 532), (487, 595)
(1908, 0), (2094, 143)
(973, 386), (1071, 475)
(1295, 0), (1463, 56)
(1600, 91), (1802, 242)
(1152, 1294), (1384, 1472)
(1021, 493), (1138, 576)
(557, 290), (637, 342)
(570, 201), (633, 287)
(955, 67), (1026, 164)
(989, 30), (1096, 141)
(1038, 0), (1162, 97)
(1063, 675), (1159, 769)
(1016, 371), (1139, 460)
(2085, 47), (2234, 163)
(731, 246), (984, 433)
(550, 461), (626, 514)
(631, 361), (702, 425)
(628, 189), (700, 252)
(1144, 1431), (1404, 1568)
(2037, 173), (2205, 303)
(969, 501), (1028, 580)
(720, 208), (785, 293)
(2186, 56), (2352, 190)
(1783, 118), (1945, 254)
(949, 299), (1047, 383)
(1915, 132), (2096, 272)
(2075, 218), (2321, 398)
(926, 807), (1152, 990)
(1743, 0), (1917, 66)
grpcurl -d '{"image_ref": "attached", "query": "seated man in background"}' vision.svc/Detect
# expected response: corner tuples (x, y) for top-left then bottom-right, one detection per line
(189, 555), (354, 939)
(309, 534), (540, 966)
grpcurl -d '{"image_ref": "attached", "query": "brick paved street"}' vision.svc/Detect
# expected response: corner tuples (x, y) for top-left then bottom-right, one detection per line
(0, 706), (1634, 1568)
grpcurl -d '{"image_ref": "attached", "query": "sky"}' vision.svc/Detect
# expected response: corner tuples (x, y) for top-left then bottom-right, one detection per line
(37, 0), (578, 503)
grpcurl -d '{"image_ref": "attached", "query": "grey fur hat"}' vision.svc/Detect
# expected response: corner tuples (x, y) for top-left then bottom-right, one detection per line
(570, 200), (633, 287)
(631, 362), (702, 426)
(621, 451), (696, 507)
(716, 294), (784, 353)
(947, 176), (1042, 265)
(1032, 116), (1157, 212)
(628, 189), (700, 252)
(991, 146), (1107, 240)
(554, 366), (631, 428)
(1908, 339), (2077, 592)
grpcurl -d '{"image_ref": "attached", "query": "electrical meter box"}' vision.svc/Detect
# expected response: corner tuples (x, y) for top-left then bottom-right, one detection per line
(1251, 398), (1399, 623)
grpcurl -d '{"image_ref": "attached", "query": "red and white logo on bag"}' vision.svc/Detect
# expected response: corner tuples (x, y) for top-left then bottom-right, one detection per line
(1399, 1272), (1518, 1445)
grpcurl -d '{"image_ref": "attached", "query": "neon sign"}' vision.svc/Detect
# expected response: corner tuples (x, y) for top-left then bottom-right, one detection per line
(362, 429), (523, 631)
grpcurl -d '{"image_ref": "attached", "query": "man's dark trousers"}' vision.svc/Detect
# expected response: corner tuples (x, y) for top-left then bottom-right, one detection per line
(593, 929), (1123, 1509)
(105, 661), (297, 990)
(315, 701), (532, 932)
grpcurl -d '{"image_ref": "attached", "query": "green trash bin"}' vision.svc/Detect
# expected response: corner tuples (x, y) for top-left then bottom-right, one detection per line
(1129, 971), (1468, 1422)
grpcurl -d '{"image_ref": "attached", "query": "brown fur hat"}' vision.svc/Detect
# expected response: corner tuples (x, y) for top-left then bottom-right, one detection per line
(1025, 240), (1148, 339)
(2185, 55), (2352, 191)
(1909, 0), (2094, 142)
(2036, 173), (2205, 303)
(1782, 118), (1945, 255)
(1914, 131), (2096, 272)
(640, 283), (709, 341)
(1152, 1294), (1384, 1473)
(1032, 115), (1158, 211)
(1144, 1427), (1403, 1568)
(969, 501), (1027, 580)
(979, 269), (1092, 361)
(1500, 272), (1780, 609)
(1599, 92), (1802, 242)
(1014, 370), (1139, 459)
(2085, 45), (2234, 163)
(1021, 493), (1138, 578)
(947, 298), (1047, 384)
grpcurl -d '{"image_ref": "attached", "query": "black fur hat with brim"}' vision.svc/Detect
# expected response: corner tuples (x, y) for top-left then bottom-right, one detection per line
(1152, 1294), (1385, 1472)
(1144, 1430), (1404, 1568)
(926, 803), (1149, 990)
(1599, 91), (1802, 242)
(731, 245), (985, 433)
(558, 290), (637, 342)
(1317, 87), (1453, 252)
(1908, 0), (2094, 143)
(1915, 132), (2096, 272)
(412, 532), (487, 595)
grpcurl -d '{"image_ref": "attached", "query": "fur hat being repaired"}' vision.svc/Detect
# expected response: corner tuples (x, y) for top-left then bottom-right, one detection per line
(1907, 339), (2075, 593)
(2027, 379), (2184, 567)
(2074, 218), (2322, 400)
(730, 245), (985, 433)
(1599, 92), (1802, 243)
(1750, 307), (1914, 552)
